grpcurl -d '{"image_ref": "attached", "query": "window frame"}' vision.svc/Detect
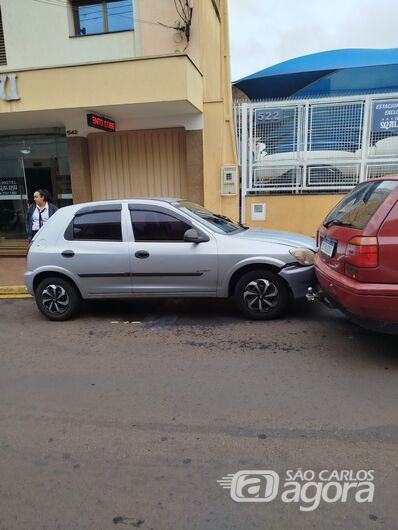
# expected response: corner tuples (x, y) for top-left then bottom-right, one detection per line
(129, 207), (195, 243)
(64, 205), (123, 242)
(72, 0), (134, 37)
(128, 203), (210, 245)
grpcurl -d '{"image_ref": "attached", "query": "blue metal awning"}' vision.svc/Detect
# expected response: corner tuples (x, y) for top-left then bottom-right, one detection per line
(234, 48), (398, 99)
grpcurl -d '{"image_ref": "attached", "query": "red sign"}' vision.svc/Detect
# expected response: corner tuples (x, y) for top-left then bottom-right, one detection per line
(87, 113), (116, 132)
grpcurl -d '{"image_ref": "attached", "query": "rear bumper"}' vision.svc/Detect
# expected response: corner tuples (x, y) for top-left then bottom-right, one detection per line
(307, 284), (398, 334)
(314, 258), (398, 322)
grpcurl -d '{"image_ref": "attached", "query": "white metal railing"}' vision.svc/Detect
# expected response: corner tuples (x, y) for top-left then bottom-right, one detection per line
(235, 92), (398, 209)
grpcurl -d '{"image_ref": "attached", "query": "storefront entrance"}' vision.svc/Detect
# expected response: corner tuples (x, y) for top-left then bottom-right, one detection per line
(0, 130), (72, 254)
(25, 166), (53, 203)
(0, 158), (27, 241)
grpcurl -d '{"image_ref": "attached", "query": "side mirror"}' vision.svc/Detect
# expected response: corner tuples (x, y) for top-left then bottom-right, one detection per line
(184, 228), (207, 243)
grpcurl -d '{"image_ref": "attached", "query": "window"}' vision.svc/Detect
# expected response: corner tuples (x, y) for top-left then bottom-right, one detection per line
(0, 7), (7, 65)
(131, 210), (192, 242)
(324, 180), (398, 230)
(73, 0), (134, 36)
(68, 210), (122, 241)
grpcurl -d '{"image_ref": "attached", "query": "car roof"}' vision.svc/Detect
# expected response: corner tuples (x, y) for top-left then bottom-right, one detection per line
(68, 197), (183, 209)
(365, 175), (398, 183)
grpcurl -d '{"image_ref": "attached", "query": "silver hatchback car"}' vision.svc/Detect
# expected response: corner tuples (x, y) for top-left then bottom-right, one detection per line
(25, 199), (316, 321)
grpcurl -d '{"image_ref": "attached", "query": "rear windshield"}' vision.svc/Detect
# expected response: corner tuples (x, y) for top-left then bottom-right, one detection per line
(324, 180), (398, 230)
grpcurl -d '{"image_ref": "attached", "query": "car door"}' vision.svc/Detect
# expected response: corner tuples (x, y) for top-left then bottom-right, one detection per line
(62, 204), (132, 296)
(129, 204), (218, 295)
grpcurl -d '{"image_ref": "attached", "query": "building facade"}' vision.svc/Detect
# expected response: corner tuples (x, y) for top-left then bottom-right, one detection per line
(0, 0), (238, 254)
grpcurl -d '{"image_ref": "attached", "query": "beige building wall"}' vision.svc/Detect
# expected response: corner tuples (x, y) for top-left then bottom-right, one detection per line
(186, 130), (204, 205)
(245, 195), (345, 237)
(1, 0), (238, 222)
(138, 0), (239, 218)
(0, 56), (202, 117)
(67, 137), (93, 204)
(1, 0), (205, 73)
(197, 0), (239, 220)
(138, 0), (201, 70)
(1, 0), (136, 71)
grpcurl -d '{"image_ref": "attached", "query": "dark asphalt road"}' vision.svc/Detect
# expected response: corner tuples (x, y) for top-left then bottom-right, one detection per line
(0, 297), (397, 530)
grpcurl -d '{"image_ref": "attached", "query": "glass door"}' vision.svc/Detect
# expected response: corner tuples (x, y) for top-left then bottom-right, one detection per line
(0, 158), (28, 240)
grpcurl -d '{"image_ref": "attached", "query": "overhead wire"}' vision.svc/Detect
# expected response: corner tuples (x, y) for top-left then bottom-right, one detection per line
(173, 0), (185, 22)
(29, 0), (191, 49)
(29, 0), (170, 27)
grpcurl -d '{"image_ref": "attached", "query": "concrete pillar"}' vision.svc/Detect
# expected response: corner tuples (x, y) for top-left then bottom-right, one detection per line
(67, 137), (92, 204)
(186, 130), (204, 205)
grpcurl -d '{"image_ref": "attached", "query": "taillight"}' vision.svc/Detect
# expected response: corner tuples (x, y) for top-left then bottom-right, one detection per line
(345, 236), (378, 268)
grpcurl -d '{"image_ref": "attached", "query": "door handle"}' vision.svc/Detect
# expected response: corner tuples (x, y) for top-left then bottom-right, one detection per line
(135, 250), (150, 259)
(61, 250), (75, 258)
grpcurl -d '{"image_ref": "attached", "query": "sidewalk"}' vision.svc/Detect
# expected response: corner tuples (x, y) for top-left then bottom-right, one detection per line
(0, 257), (31, 297)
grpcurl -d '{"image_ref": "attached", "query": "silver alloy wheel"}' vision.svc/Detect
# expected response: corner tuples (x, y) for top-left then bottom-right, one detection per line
(41, 284), (70, 314)
(243, 279), (279, 313)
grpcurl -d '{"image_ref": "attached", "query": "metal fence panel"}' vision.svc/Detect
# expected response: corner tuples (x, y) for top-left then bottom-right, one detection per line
(308, 102), (364, 153)
(369, 98), (398, 157)
(252, 164), (302, 194)
(252, 106), (299, 158)
(235, 92), (398, 200)
(305, 163), (360, 191)
(366, 163), (398, 179)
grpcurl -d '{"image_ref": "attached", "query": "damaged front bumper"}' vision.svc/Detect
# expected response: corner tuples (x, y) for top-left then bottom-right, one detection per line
(278, 264), (315, 299)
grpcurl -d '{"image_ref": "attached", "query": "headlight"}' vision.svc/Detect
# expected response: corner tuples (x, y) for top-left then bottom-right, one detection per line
(289, 247), (315, 265)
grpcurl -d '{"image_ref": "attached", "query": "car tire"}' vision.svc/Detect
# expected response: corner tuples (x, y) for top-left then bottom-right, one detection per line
(234, 269), (289, 320)
(35, 276), (81, 321)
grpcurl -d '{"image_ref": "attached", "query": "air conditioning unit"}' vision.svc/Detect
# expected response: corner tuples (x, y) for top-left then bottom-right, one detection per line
(251, 202), (266, 221)
(221, 165), (238, 195)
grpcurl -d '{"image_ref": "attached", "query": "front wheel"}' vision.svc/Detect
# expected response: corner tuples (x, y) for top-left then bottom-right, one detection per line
(35, 277), (81, 321)
(234, 270), (289, 320)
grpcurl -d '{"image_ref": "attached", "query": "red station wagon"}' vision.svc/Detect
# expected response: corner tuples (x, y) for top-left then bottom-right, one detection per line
(309, 176), (398, 333)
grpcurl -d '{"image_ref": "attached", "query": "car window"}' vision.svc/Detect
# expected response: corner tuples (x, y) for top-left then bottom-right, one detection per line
(71, 210), (122, 241)
(324, 180), (398, 229)
(130, 210), (192, 242)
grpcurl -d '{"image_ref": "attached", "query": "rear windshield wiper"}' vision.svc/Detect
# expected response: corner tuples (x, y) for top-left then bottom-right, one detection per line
(323, 219), (353, 228)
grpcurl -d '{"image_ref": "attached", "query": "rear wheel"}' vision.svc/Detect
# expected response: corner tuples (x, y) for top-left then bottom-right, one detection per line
(35, 277), (81, 321)
(234, 270), (289, 320)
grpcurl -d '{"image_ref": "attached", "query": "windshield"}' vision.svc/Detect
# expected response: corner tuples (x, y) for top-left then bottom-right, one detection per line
(173, 201), (246, 234)
(324, 180), (398, 230)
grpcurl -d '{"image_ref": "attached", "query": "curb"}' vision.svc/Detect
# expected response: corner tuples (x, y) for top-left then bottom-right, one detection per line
(0, 285), (32, 298)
